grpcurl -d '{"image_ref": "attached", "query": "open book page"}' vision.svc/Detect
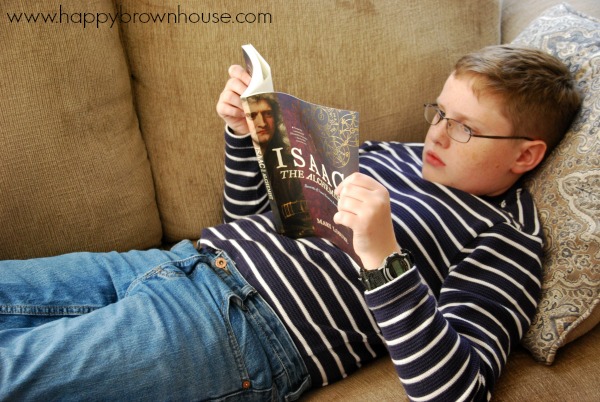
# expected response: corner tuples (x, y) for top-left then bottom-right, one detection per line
(241, 44), (273, 97)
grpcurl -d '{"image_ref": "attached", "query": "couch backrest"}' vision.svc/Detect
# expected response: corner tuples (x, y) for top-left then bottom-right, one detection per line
(120, 0), (501, 243)
(0, 0), (162, 259)
(1, 0), (501, 258)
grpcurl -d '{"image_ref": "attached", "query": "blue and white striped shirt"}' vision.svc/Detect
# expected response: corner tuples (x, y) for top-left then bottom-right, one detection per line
(199, 130), (543, 401)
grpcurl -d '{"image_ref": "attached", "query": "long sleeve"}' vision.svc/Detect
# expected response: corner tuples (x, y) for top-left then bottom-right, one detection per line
(364, 204), (542, 401)
(357, 141), (543, 400)
(222, 128), (270, 222)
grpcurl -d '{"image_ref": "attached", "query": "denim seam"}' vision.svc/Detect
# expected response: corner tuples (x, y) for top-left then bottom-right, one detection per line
(221, 293), (251, 384)
(124, 255), (202, 297)
(0, 304), (100, 316)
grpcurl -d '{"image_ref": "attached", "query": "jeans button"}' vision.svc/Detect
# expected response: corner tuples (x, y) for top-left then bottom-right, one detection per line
(215, 257), (228, 269)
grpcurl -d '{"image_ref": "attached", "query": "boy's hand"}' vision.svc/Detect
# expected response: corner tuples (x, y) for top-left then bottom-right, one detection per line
(216, 65), (252, 135)
(334, 172), (400, 270)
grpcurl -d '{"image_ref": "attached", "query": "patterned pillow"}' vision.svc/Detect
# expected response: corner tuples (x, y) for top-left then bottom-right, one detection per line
(511, 3), (600, 364)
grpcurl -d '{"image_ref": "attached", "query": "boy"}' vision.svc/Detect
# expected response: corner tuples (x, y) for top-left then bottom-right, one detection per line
(0, 45), (580, 401)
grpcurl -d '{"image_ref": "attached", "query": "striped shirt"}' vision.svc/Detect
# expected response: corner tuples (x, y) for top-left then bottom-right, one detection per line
(199, 130), (543, 401)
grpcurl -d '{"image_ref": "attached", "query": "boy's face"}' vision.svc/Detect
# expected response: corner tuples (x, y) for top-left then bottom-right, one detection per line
(422, 74), (524, 196)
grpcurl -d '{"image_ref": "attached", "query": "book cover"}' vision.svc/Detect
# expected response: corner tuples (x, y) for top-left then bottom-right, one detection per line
(240, 44), (360, 262)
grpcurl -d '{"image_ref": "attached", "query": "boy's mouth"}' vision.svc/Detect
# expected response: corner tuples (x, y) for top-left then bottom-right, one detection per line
(425, 151), (445, 167)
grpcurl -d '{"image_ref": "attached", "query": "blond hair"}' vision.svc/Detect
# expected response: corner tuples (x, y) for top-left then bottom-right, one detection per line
(454, 45), (581, 153)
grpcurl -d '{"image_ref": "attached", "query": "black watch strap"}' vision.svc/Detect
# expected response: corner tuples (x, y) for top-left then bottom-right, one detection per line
(360, 250), (414, 291)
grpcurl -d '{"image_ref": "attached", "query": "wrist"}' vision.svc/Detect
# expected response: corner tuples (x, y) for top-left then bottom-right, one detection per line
(225, 124), (250, 137)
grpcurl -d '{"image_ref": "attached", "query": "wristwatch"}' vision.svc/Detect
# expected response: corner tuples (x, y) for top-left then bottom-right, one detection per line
(359, 250), (414, 291)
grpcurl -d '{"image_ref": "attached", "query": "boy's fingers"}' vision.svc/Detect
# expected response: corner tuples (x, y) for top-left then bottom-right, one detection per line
(226, 78), (249, 98)
(337, 194), (362, 214)
(333, 210), (355, 229)
(228, 64), (251, 86)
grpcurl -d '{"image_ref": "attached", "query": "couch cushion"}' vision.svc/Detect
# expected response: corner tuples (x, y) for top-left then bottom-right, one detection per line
(511, 4), (600, 364)
(0, 0), (162, 259)
(301, 324), (600, 401)
(118, 0), (501, 243)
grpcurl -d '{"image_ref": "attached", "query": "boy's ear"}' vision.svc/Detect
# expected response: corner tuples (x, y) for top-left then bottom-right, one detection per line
(511, 140), (547, 174)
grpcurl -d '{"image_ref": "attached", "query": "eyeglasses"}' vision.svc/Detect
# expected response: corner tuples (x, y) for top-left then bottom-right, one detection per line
(423, 103), (535, 143)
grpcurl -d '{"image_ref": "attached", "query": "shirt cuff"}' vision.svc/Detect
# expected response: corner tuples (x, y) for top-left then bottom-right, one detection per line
(224, 125), (254, 149)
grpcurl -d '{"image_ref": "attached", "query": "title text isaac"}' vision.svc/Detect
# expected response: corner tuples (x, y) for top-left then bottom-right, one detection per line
(271, 147), (344, 199)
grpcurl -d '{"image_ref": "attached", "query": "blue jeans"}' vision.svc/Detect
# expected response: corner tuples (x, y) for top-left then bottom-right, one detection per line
(0, 240), (310, 401)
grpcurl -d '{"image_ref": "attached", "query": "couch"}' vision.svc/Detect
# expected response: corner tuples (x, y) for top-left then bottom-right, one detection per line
(1, 0), (598, 400)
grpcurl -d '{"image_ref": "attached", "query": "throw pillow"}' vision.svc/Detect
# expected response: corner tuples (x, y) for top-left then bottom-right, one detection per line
(512, 3), (600, 364)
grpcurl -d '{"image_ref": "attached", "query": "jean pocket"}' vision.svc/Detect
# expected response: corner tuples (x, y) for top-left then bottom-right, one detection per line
(220, 292), (280, 394)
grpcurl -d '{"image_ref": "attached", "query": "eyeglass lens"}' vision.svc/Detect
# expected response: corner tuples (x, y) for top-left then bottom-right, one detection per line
(424, 104), (470, 142)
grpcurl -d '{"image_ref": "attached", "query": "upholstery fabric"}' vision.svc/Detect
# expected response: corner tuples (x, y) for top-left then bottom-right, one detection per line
(0, 0), (162, 259)
(512, 3), (600, 364)
(118, 0), (501, 242)
(302, 324), (600, 401)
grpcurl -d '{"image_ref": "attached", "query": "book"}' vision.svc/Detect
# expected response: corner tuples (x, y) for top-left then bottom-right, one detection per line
(240, 44), (360, 263)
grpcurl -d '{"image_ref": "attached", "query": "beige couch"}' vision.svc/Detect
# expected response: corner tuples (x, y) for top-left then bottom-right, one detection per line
(1, 0), (599, 400)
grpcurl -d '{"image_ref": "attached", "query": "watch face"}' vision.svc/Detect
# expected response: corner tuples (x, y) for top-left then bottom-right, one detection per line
(388, 257), (407, 278)
(387, 251), (413, 278)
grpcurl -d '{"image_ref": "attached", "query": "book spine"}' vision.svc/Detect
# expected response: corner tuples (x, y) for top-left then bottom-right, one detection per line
(240, 97), (285, 233)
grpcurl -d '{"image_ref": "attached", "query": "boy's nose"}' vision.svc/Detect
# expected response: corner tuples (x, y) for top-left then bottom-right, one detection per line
(427, 121), (451, 148)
